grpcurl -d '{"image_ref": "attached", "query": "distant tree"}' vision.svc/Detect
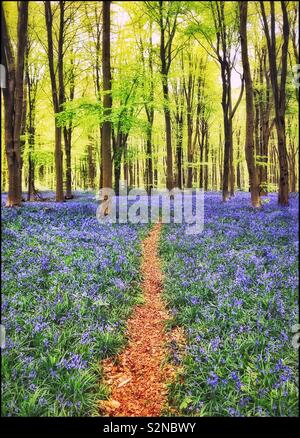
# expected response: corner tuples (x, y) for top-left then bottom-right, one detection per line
(82, 2), (103, 186)
(145, 1), (182, 191)
(171, 74), (184, 189)
(137, 21), (155, 192)
(25, 41), (40, 201)
(253, 43), (273, 195)
(188, 1), (244, 201)
(183, 52), (196, 188)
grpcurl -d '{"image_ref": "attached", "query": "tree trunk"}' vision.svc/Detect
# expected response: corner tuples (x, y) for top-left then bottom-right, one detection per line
(220, 62), (231, 201)
(236, 127), (242, 190)
(222, 116), (231, 201)
(45, 1), (64, 202)
(137, 158), (140, 188)
(64, 127), (73, 198)
(260, 0), (289, 205)
(27, 74), (37, 201)
(160, 12), (173, 191)
(176, 117), (183, 189)
(146, 126), (154, 192)
(123, 142), (128, 185)
(204, 125), (209, 191)
(184, 65), (194, 188)
(1, 2), (29, 206)
(101, 0), (113, 193)
(240, 1), (261, 207)
(162, 80), (173, 191)
(87, 138), (96, 189)
(187, 110), (193, 188)
(229, 129), (235, 196)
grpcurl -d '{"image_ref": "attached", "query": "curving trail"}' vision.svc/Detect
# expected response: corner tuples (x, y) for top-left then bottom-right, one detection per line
(100, 223), (173, 416)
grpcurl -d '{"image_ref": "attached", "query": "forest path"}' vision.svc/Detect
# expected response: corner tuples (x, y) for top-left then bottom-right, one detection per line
(99, 223), (174, 416)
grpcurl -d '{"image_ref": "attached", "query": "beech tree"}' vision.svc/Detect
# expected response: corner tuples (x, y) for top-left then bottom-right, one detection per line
(145, 1), (181, 191)
(189, 1), (244, 200)
(260, 0), (290, 205)
(1, 1), (29, 206)
(45, 0), (65, 202)
(25, 40), (40, 201)
(101, 0), (113, 193)
(2, 1), (297, 204)
(239, 1), (261, 207)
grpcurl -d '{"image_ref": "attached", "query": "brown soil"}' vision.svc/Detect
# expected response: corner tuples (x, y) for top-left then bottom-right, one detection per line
(99, 223), (175, 416)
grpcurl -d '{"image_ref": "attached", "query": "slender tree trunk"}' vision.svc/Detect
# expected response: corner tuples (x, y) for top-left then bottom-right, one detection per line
(260, 0), (289, 205)
(159, 7), (173, 191)
(26, 71), (37, 201)
(19, 86), (27, 198)
(236, 127), (242, 190)
(162, 80), (173, 190)
(45, 1), (64, 202)
(176, 116), (183, 189)
(64, 127), (73, 198)
(123, 142), (128, 185)
(137, 158), (140, 187)
(184, 65), (194, 188)
(229, 129), (235, 196)
(240, 1), (261, 207)
(64, 57), (75, 199)
(204, 125), (209, 191)
(144, 25), (154, 193)
(220, 63), (231, 201)
(102, 0), (113, 194)
(199, 127), (205, 188)
(87, 138), (96, 189)
(222, 116), (231, 200)
(228, 69), (235, 198)
(187, 110), (193, 188)
(146, 125), (154, 191)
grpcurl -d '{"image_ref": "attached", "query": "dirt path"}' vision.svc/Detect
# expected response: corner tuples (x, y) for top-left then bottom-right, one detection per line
(100, 223), (173, 416)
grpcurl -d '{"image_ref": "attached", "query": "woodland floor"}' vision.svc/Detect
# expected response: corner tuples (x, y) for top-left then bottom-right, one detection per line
(100, 223), (175, 416)
(1, 192), (298, 417)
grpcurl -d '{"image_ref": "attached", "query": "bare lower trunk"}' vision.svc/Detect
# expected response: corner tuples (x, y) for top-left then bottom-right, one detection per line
(162, 82), (173, 190)
(27, 123), (36, 201)
(27, 154), (35, 201)
(222, 120), (231, 201)
(114, 162), (121, 195)
(101, 1), (113, 192)
(146, 127), (153, 193)
(186, 113), (193, 188)
(204, 129), (209, 191)
(176, 122), (183, 189)
(55, 126), (64, 201)
(87, 141), (96, 189)
(64, 127), (73, 199)
(276, 119), (289, 204)
(6, 146), (22, 206)
(229, 138), (235, 196)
